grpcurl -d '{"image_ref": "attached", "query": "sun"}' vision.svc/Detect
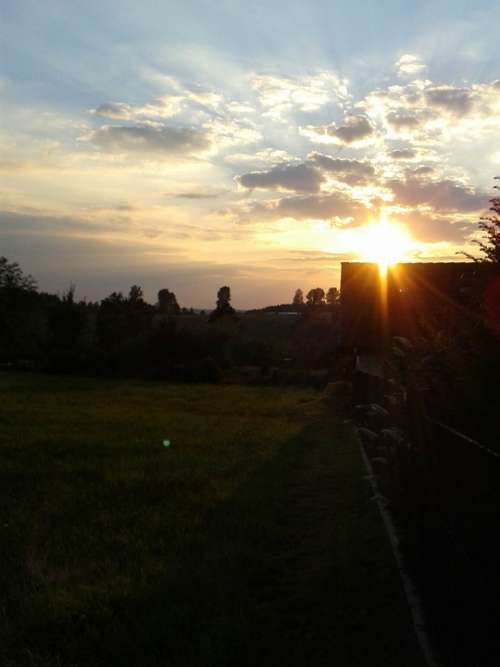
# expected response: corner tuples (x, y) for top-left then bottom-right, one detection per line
(355, 215), (412, 273)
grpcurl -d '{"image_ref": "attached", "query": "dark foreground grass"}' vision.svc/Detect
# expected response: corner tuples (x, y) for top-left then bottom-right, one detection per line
(0, 373), (423, 666)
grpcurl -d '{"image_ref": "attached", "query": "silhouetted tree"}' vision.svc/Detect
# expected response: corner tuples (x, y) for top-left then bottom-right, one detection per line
(0, 257), (40, 362)
(48, 285), (86, 352)
(293, 288), (304, 306)
(306, 288), (325, 306)
(326, 287), (339, 305)
(96, 292), (129, 352)
(460, 178), (500, 264)
(473, 177), (500, 263)
(128, 285), (144, 302)
(217, 286), (231, 309)
(157, 288), (180, 315)
(150, 290), (179, 378)
(209, 285), (236, 322)
(0, 256), (36, 290)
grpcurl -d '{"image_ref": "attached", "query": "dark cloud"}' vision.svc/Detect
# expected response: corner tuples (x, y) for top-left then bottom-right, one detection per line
(93, 103), (133, 119)
(493, 80), (500, 89)
(142, 228), (164, 238)
(164, 189), (229, 199)
(398, 210), (474, 243)
(89, 124), (211, 157)
(424, 86), (473, 116)
(240, 191), (368, 223)
(389, 148), (416, 160)
(236, 163), (324, 193)
(0, 209), (130, 237)
(386, 111), (421, 129)
(277, 249), (356, 264)
(387, 177), (487, 212)
(411, 165), (434, 176)
(308, 152), (375, 184)
(305, 114), (374, 146)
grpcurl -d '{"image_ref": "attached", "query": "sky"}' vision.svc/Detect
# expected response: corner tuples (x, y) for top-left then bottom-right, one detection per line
(1, 0), (500, 308)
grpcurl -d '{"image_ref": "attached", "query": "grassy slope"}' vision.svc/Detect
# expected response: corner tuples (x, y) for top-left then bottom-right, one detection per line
(0, 373), (423, 666)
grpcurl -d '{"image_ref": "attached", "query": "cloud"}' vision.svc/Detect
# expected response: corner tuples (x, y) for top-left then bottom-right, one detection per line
(395, 54), (426, 77)
(224, 148), (296, 165)
(424, 85), (474, 116)
(361, 79), (500, 146)
(388, 148), (417, 160)
(202, 117), (261, 148)
(275, 249), (356, 265)
(236, 162), (324, 193)
(385, 111), (423, 130)
(90, 83), (225, 123)
(301, 114), (375, 147)
(250, 72), (349, 120)
(87, 124), (212, 157)
(308, 152), (375, 184)
(411, 165), (435, 176)
(387, 177), (487, 212)
(164, 188), (229, 199)
(237, 190), (368, 223)
(91, 96), (183, 120)
(398, 210), (475, 243)
(0, 208), (133, 238)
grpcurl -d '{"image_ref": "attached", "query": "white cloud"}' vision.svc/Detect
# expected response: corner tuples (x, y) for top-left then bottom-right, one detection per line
(224, 148), (296, 164)
(395, 54), (427, 77)
(250, 72), (348, 120)
(91, 96), (183, 120)
(202, 117), (261, 149)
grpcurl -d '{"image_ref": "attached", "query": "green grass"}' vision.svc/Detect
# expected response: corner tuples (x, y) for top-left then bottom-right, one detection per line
(0, 373), (423, 666)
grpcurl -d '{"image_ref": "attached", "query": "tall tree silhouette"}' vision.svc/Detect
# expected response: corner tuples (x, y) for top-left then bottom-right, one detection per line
(306, 288), (325, 306)
(157, 288), (180, 315)
(326, 287), (339, 305)
(461, 178), (500, 264)
(293, 288), (304, 306)
(209, 285), (236, 322)
(0, 257), (39, 362)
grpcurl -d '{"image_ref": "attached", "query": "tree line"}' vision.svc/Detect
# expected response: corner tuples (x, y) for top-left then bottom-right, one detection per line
(0, 263), (343, 382)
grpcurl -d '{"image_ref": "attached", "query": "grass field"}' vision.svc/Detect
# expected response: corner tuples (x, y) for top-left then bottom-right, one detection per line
(0, 373), (423, 667)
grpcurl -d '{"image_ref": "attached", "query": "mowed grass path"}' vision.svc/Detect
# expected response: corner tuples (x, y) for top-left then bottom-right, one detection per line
(0, 373), (423, 667)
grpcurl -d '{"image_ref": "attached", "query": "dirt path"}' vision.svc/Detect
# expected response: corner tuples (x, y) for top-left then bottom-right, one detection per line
(245, 414), (426, 667)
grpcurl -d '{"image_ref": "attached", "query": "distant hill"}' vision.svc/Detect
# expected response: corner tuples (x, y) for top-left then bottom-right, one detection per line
(245, 303), (300, 314)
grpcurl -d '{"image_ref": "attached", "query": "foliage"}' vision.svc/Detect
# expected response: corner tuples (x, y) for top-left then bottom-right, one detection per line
(306, 287), (325, 306)
(0, 256), (36, 290)
(293, 288), (304, 306)
(326, 287), (340, 305)
(465, 177), (500, 263)
(157, 288), (180, 315)
(0, 257), (41, 362)
(1, 257), (345, 380)
(209, 285), (237, 323)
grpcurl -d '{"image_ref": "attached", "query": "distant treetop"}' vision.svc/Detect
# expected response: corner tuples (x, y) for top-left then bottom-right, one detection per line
(0, 257), (37, 291)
